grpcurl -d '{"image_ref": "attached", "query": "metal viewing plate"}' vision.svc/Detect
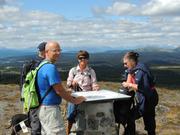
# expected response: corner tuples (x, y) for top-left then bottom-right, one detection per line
(71, 89), (131, 102)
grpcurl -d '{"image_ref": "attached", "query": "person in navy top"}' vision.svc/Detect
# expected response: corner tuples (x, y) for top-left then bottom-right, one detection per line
(122, 51), (158, 135)
(37, 41), (85, 135)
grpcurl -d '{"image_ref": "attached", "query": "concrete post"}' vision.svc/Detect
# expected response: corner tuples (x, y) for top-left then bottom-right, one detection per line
(75, 101), (117, 135)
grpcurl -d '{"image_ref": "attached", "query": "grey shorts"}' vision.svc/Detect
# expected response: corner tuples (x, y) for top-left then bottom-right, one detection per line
(38, 105), (66, 135)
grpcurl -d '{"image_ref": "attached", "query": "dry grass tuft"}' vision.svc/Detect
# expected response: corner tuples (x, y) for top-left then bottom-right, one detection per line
(0, 82), (180, 135)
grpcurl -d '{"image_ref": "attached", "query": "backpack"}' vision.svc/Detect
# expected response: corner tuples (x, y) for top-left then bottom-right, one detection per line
(20, 59), (40, 93)
(147, 70), (156, 86)
(22, 61), (49, 112)
(135, 67), (156, 87)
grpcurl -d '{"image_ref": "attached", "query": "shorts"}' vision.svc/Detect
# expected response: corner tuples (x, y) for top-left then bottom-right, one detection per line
(38, 105), (66, 135)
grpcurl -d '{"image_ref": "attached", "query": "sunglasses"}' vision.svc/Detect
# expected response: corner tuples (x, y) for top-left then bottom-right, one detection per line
(78, 57), (88, 60)
(123, 62), (127, 65)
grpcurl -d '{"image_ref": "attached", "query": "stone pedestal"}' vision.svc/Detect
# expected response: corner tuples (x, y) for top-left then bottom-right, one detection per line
(75, 101), (116, 135)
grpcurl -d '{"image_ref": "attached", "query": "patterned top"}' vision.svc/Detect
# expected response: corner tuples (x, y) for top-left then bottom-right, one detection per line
(67, 65), (98, 91)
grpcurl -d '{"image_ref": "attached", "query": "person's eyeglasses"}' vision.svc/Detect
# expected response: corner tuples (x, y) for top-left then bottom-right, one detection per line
(78, 57), (88, 60)
(123, 62), (127, 65)
(49, 49), (62, 53)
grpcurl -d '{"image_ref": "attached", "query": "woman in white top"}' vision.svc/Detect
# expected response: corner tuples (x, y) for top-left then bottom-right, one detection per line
(66, 50), (99, 135)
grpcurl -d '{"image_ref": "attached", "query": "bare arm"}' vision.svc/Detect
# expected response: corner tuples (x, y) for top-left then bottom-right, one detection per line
(122, 82), (138, 91)
(67, 68), (79, 90)
(122, 74), (138, 91)
(53, 83), (85, 104)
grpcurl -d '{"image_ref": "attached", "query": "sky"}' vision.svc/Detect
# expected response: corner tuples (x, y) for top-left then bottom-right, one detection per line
(0, 0), (180, 50)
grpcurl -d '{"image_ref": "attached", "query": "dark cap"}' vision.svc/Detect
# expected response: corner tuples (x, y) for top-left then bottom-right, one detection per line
(37, 42), (47, 51)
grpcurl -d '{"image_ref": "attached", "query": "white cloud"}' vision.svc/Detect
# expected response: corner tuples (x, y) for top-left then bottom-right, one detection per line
(106, 2), (137, 15)
(0, 0), (180, 50)
(93, 2), (138, 16)
(142, 0), (180, 16)
(0, 24), (4, 29)
(1, 11), (180, 49)
(172, 17), (180, 22)
(0, 5), (20, 22)
(93, 0), (180, 16)
(0, 5), (19, 13)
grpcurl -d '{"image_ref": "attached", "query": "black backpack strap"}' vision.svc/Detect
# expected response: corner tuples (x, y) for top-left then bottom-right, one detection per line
(40, 86), (52, 104)
(72, 66), (92, 79)
(88, 67), (92, 79)
(72, 67), (77, 78)
(74, 84), (83, 92)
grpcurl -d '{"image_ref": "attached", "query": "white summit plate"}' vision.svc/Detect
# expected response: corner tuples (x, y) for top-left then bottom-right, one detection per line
(71, 89), (131, 102)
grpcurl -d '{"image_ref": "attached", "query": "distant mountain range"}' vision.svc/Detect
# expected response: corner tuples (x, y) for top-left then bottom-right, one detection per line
(1, 46), (180, 58)
(1, 47), (180, 67)
(0, 48), (35, 58)
(0, 46), (113, 58)
(0, 47), (180, 86)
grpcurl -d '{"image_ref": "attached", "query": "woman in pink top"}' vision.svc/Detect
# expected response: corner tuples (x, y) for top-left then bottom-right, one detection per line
(66, 50), (99, 135)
